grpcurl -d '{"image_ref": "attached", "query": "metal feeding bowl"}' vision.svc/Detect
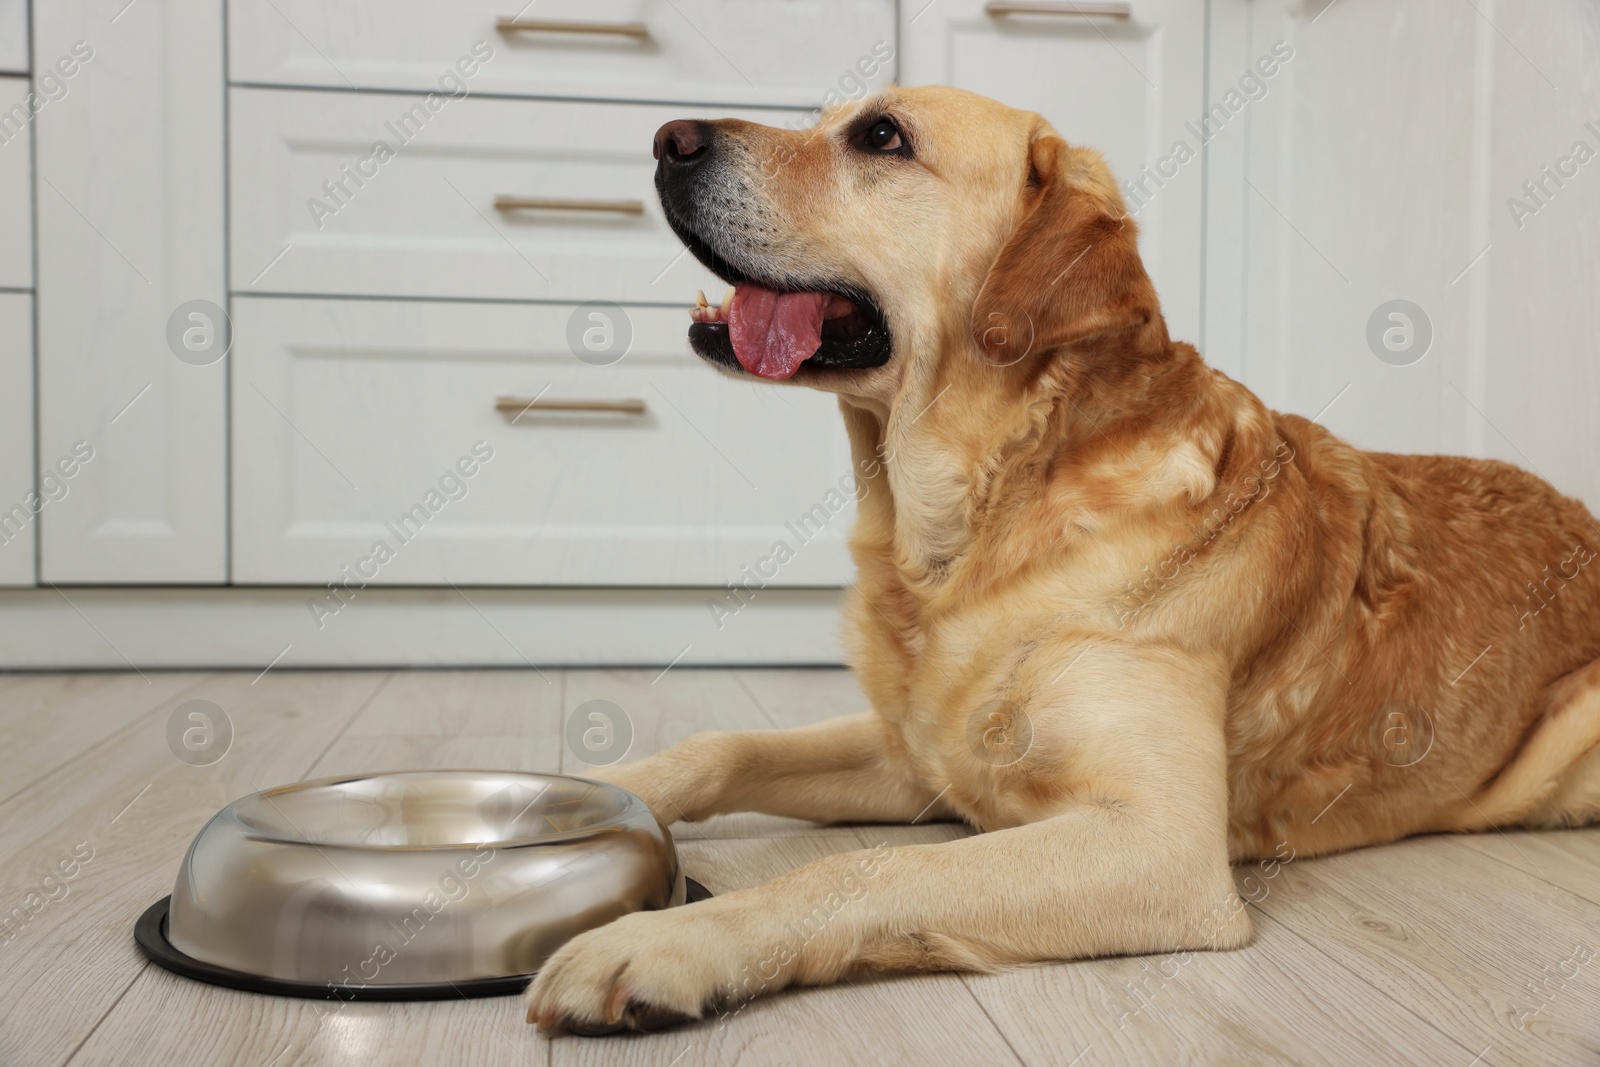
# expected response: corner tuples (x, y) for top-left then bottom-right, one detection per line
(134, 771), (708, 1000)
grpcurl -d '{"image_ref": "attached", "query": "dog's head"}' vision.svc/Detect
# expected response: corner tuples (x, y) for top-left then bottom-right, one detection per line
(655, 85), (1167, 404)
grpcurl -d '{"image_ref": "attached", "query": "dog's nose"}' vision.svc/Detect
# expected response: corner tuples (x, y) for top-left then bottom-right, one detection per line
(654, 120), (713, 169)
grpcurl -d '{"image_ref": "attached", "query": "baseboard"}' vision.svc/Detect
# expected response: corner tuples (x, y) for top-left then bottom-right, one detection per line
(0, 586), (847, 670)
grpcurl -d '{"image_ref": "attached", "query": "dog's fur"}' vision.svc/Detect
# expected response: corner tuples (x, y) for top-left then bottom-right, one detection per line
(525, 86), (1600, 1034)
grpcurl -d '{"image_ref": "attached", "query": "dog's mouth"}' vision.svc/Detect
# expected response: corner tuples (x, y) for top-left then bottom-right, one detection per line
(666, 218), (892, 380)
(687, 283), (889, 380)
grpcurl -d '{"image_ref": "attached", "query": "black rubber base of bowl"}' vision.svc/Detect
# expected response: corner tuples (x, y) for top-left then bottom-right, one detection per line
(135, 877), (712, 1001)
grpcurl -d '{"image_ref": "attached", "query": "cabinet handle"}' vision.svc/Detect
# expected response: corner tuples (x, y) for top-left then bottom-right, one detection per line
(497, 397), (648, 416)
(495, 17), (650, 40)
(494, 195), (646, 217)
(985, 1), (1132, 18)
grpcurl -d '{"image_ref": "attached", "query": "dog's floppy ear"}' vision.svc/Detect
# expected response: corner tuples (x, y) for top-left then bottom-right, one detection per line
(971, 132), (1166, 365)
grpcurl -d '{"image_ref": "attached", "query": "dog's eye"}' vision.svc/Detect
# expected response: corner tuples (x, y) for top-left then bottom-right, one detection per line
(864, 118), (903, 153)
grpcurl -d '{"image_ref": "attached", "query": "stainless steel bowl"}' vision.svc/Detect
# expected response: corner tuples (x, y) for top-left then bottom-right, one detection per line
(138, 771), (693, 998)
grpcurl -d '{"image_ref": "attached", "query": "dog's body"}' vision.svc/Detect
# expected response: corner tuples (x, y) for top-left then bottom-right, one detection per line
(526, 86), (1600, 1034)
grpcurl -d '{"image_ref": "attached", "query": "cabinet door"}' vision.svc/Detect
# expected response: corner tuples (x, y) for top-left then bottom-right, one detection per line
(1208, 0), (1471, 460)
(0, 75), (30, 289)
(1207, 0), (1598, 512)
(0, 294), (33, 586)
(0, 0), (25, 74)
(34, 0), (227, 582)
(231, 297), (855, 587)
(901, 0), (1206, 346)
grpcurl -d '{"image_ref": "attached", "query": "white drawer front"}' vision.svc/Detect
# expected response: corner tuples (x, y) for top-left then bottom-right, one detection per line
(0, 293), (33, 585)
(231, 89), (807, 302)
(228, 0), (895, 108)
(231, 297), (857, 587)
(0, 0), (24, 74)
(0, 75), (31, 288)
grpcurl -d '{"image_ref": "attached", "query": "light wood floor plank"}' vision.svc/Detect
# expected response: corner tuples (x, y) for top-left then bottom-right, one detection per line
(0, 671), (389, 1067)
(1456, 826), (1600, 909)
(560, 668), (769, 766)
(308, 669), (563, 778)
(1247, 834), (1600, 1065)
(68, 970), (542, 1067)
(728, 667), (869, 729)
(0, 672), (206, 807)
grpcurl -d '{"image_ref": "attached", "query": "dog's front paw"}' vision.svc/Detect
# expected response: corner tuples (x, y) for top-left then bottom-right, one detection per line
(524, 901), (758, 1036)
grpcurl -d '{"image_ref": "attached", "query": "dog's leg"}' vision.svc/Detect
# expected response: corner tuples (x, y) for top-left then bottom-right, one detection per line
(588, 712), (950, 827)
(1470, 657), (1600, 829)
(527, 647), (1248, 1033)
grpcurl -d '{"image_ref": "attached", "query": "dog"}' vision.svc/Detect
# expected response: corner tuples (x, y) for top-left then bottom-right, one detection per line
(524, 85), (1600, 1035)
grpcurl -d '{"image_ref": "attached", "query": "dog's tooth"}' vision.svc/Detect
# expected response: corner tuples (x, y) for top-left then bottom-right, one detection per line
(720, 288), (735, 315)
(695, 289), (709, 308)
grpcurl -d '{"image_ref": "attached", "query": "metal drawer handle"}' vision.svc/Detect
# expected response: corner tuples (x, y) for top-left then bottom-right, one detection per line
(497, 396), (647, 417)
(496, 17), (650, 40)
(494, 195), (646, 217)
(985, 1), (1132, 18)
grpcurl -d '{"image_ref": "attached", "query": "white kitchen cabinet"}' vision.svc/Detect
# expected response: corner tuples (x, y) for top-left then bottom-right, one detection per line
(1214, 0), (1471, 460)
(1468, 0), (1600, 511)
(0, 75), (30, 289)
(230, 297), (855, 586)
(229, 90), (810, 304)
(0, 293), (33, 586)
(0, 0), (25, 74)
(33, 0), (227, 582)
(0, 0), (1588, 647)
(1209, 0), (1599, 512)
(901, 0), (1207, 348)
(227, 0), (895, 108)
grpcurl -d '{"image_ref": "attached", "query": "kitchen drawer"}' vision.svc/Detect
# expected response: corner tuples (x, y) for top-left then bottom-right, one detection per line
(231, 297), (856, 586)
(228, 0), (895, 109)
(0, 0), (24, 74)
(0, 75), (31, 287)
(231, 88), (805, 303)
(0, 293), (33, 585)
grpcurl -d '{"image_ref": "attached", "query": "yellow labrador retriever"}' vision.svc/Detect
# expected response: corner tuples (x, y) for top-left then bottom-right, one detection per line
(525, 86), (1600, 1034)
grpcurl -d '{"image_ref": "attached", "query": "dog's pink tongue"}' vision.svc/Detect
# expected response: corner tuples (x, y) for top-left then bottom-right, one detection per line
(728, 285), (827, 379)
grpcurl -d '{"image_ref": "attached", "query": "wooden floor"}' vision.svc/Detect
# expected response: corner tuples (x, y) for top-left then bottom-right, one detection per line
(2, 669), (1598, 1066)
